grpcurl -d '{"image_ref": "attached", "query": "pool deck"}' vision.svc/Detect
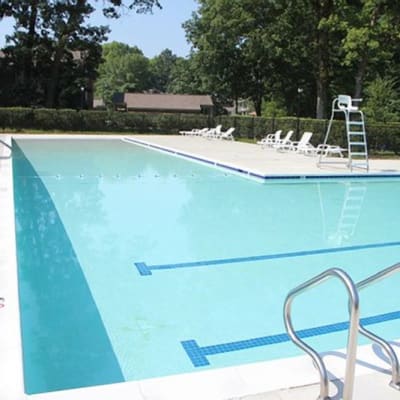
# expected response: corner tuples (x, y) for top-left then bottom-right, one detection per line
(0, 135), (25, 400)
(1, 133), (400, 400)
(125, 134), (400, 179)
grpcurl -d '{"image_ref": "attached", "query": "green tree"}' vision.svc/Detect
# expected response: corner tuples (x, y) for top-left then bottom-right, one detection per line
(95, 42), (152, 104)
(183, 0), (343, 117)
(184, 0), (257, 114)
(0, 0), (162, 107)
(0, 1), (108, 107)
(341, 0), (400, 99)
(363, 77), (400, 123)
(261, 99), (287, 118)
(42, 1), (109, 107)
(167, 57), (206, 94)
(280, 0), (350, 119)
(101, 0), (161, 18)
(149, 49), (178, 92)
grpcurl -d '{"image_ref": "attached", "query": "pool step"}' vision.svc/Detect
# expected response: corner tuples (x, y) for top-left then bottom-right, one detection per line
(237, 373), (400, 400)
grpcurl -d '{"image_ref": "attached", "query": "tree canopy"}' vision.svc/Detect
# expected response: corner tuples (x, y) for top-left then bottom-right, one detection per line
(95, 42), (152, 105)
(0, 0), (161, 107)
(1, 0), (400, 120)
(183, 0), (400, 118)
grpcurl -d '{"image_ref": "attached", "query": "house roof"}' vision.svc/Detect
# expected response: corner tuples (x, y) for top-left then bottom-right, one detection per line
(123, 93), (213, 111)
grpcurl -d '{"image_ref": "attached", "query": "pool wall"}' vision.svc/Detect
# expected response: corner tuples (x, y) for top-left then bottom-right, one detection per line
(0, 134), (25, 399)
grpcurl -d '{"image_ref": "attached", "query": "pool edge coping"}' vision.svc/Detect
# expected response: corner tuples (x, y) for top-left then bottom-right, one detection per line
(122, 136), (400, 181)
(0, 134), (26, 399)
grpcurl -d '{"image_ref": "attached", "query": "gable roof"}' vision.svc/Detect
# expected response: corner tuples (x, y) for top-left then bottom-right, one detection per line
(123, 93), (213, 112)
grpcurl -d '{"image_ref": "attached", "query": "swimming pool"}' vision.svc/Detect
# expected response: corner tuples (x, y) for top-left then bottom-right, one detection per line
(11, 138), (400, 395)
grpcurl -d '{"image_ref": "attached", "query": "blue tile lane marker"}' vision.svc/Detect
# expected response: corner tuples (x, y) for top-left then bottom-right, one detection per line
(134, 241), (400, 276)
(134, 262), (152, 276)
(181, 310), (400, 367)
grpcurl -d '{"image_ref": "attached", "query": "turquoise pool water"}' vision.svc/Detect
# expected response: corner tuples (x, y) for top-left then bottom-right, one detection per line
(13, 139), (400, 394)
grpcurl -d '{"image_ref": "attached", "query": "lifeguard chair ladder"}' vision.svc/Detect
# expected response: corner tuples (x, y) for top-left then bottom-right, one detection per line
(318, 95), (369, 172)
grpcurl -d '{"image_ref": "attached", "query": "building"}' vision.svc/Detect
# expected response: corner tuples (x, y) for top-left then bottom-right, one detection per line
(94, 93), (214, 115)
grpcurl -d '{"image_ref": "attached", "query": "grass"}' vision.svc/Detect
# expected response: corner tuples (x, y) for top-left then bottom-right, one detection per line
(237, 137), (258, 144)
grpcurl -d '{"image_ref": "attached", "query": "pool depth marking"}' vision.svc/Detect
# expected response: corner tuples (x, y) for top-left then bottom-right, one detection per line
(134, 241), (400, 276)
(182, 310), (400, 367)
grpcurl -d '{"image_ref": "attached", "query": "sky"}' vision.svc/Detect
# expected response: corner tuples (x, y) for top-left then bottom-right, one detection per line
(0, 0), (198, 58)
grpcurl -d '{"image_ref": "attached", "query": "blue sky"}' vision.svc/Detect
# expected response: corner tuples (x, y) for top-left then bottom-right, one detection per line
(0, 0), (198, 58)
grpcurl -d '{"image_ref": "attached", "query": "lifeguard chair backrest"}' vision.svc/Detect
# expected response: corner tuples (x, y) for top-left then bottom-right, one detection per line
(337, 95), (358, 111)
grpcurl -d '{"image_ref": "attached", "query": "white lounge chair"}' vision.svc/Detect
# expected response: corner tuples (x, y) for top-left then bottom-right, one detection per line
(316, 144), (347, 158)
(179, 128), (208, 136)
(204, 124), (222, 139)
(217, 127), (235, 140)
(257, 130), (282, 148)
(274, 130), (294, 150)
(284, 131), (316, 155)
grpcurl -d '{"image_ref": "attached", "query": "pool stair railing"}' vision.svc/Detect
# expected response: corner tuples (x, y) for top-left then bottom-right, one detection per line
(284, 268), (360, 400)
(318, 95), (369, 173)
(284, 264), (400, 399)
(0, 138), (12, 159)
(355, 262), (400, 391)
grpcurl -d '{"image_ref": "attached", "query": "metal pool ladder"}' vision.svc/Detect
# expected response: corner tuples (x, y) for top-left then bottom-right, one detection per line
(0, 138), (12, 158)
(0, 139), (12, 150)
(283, 268), (360, 400)
(356, 262), (400, 390)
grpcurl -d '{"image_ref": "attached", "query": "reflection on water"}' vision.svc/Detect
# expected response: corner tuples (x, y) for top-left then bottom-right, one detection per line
(319, 181), (367, 246)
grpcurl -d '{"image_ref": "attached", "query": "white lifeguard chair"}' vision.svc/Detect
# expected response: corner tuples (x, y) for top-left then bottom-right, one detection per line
(318, 95), (369, 172)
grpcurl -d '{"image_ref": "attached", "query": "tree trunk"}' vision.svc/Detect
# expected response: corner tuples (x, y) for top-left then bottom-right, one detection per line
(314, 0), (333, 119)
(20, 0), (39, 106)
(46, 44), (64, 108)
(253, 95), (262, 116)
(316, 63), (328, 119)
(353, 6), (380, 99)
(46, 0), (86, 108)
(26, 0), (38, 80)
(354, 56), (368, 99)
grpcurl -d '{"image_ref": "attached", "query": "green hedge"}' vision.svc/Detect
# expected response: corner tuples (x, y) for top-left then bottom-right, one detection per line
(1, 107), (400, 154)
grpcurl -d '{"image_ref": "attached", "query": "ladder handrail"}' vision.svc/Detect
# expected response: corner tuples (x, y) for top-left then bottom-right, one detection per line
(0, 139), (12, 160)
(356, 262), (400, 390)
(0, 139), (12, 151)
(284, 268), (360, 400)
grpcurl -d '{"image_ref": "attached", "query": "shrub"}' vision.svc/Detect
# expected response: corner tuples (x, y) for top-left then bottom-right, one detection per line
(363, 77), (400, 123)
(0, 107), (399, 154)
(0, 107), (34, 130)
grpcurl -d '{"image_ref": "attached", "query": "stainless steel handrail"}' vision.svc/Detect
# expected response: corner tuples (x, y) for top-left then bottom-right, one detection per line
(0, 139), (12, 150)
(283, 268), (360, 400)
(356, 262), (400, 390)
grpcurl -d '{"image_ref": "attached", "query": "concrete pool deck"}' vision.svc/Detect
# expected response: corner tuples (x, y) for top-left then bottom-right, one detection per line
(1, 133), (400, 400)
(125, 134), (400, 178)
